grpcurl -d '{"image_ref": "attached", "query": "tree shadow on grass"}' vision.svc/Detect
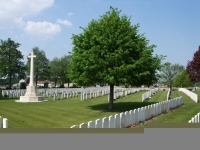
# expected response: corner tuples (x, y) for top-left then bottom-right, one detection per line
(87, 101), (158, 113)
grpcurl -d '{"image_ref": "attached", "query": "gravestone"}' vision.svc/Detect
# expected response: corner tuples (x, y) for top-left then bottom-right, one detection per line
(15, 51), (47, 103)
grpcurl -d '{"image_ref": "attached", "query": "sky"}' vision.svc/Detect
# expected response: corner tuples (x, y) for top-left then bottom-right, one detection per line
(1, 0), (200, 68)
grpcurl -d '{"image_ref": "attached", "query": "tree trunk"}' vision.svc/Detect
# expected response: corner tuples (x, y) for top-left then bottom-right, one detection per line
(108, 84), (114, 110)
(35, 76), (38, 87)
(169, 84), (172, 100)
(9, 73), (12, 89)
(55, 81), (57, 88)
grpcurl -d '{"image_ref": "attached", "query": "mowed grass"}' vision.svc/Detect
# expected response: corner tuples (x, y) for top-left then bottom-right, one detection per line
(193, 89), (200, 100)
(1, 90), (197, 128)
(141, 90), (200, 128)
(0, 90), (165, 128)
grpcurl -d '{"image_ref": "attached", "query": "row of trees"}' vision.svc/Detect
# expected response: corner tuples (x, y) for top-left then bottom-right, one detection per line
(160, 46), (200, 89)
(26, 47), (71, 87)
(158, 46), (200, 90)
(1, 6), (199, 110)
(68, 7), (200, 109)
(0, 39), (71, 89)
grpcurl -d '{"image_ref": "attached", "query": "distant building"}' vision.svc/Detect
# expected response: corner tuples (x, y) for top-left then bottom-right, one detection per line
(36, 80), (55, 88)
(64, 83), (75, 88)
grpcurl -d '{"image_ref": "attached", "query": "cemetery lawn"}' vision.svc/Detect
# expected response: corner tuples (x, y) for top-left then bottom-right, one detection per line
(134, 90), (200, 128)
(0, 90), (167, 128)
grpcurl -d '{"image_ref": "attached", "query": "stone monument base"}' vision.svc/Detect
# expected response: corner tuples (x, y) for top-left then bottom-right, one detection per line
(15, 86), (47, 103)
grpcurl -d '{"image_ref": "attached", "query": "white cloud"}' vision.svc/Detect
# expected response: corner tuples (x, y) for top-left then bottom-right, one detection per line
(14, 17), (26, 28)
(24, 21), (61, 39)
(0, 0), (54, 17)
(0, 16), (26, 29)
(67, 12), (74, 16)
(0, 0), (54, 28)
(56, 19), (73, 26)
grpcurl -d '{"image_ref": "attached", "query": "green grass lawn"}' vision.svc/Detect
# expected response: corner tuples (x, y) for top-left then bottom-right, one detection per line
(0, 90), (198, 128)
(193, 89), (200, 100)
(136, 90), (200, 128)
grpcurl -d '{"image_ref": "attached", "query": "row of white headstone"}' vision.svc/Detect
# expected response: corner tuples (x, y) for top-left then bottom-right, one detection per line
(178, 88), (198, 103)
(81, 91), (102, 101)
(2, 89), (81, 100)
(107, 88), (146, 101)
(70, 96), (183, 128)
(2, 87), (150, 101)
(80, 87), (124, 101)
(142, 88), (159, 102)
(188, 112), (200, 123)
(53, 91), (78, 100)
(80, 87), (149, 101)
(0, 116), (8, 128)
(2, 87), (110, 98)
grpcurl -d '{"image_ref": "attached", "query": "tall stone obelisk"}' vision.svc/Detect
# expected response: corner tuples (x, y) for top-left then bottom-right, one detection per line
(16, 51), (46, 103)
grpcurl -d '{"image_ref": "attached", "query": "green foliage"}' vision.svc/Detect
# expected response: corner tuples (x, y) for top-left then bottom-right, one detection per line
(44, 82), (48, 88)
(59, 84), (64, 88)
(173, 70), (193, 87)
(49, 57), (60, 87)
(25, 47), (50, 86)
(69, 6), (164, 109)
(50, 55), (71, 87)
(60, 55), (71, 84)
(20, 82), (26, 89)
(0, 38), (25, 89)
(159, 62), (185, 89)
(72, 83), (78, 88)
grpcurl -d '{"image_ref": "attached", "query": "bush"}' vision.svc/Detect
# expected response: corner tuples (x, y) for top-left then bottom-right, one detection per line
(59, 84), (64, 88)
(6, 87), (11, 90)
(44, 82), (48, 88)
(20, 82), (26, 89)
(72, 84), (80, 88)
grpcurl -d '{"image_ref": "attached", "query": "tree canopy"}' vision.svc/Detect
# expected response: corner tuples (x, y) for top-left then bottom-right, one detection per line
(173, 70), (193, 87)
(0, 38), (25, 89)
(59, 55), (71, 85)
(50, 55), (71, 87)
(159, 62), (184, 89)
(186, 46), (200, 84)
(25, 47), (50, 87)
(69, 7), (164, 109)
(50, 57), (60, 87)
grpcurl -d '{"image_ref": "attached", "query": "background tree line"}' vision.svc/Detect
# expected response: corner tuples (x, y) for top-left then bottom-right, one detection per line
(0, 38), (71, 89)
(0, 6), (199, 110)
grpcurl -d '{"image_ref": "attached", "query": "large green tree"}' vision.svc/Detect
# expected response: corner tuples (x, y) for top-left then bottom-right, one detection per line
(69, 7), (164, 109)
(173, 70), (193, 87)
(0, 38), (25, 89)
(159, 62), (184, 90)
(25, 47), (50, 87)
(60, 55), (71, 86)
(50, 55), (71, 87)
(50, 57), (60, 87)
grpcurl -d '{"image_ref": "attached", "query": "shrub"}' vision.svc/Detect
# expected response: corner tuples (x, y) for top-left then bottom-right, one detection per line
(44, 82), (48, 88)
(20, 82), (26, 89)
(59, 84), (64, 88)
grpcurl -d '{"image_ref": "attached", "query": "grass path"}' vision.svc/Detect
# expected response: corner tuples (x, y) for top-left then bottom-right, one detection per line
(134, 90), (200, 128)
